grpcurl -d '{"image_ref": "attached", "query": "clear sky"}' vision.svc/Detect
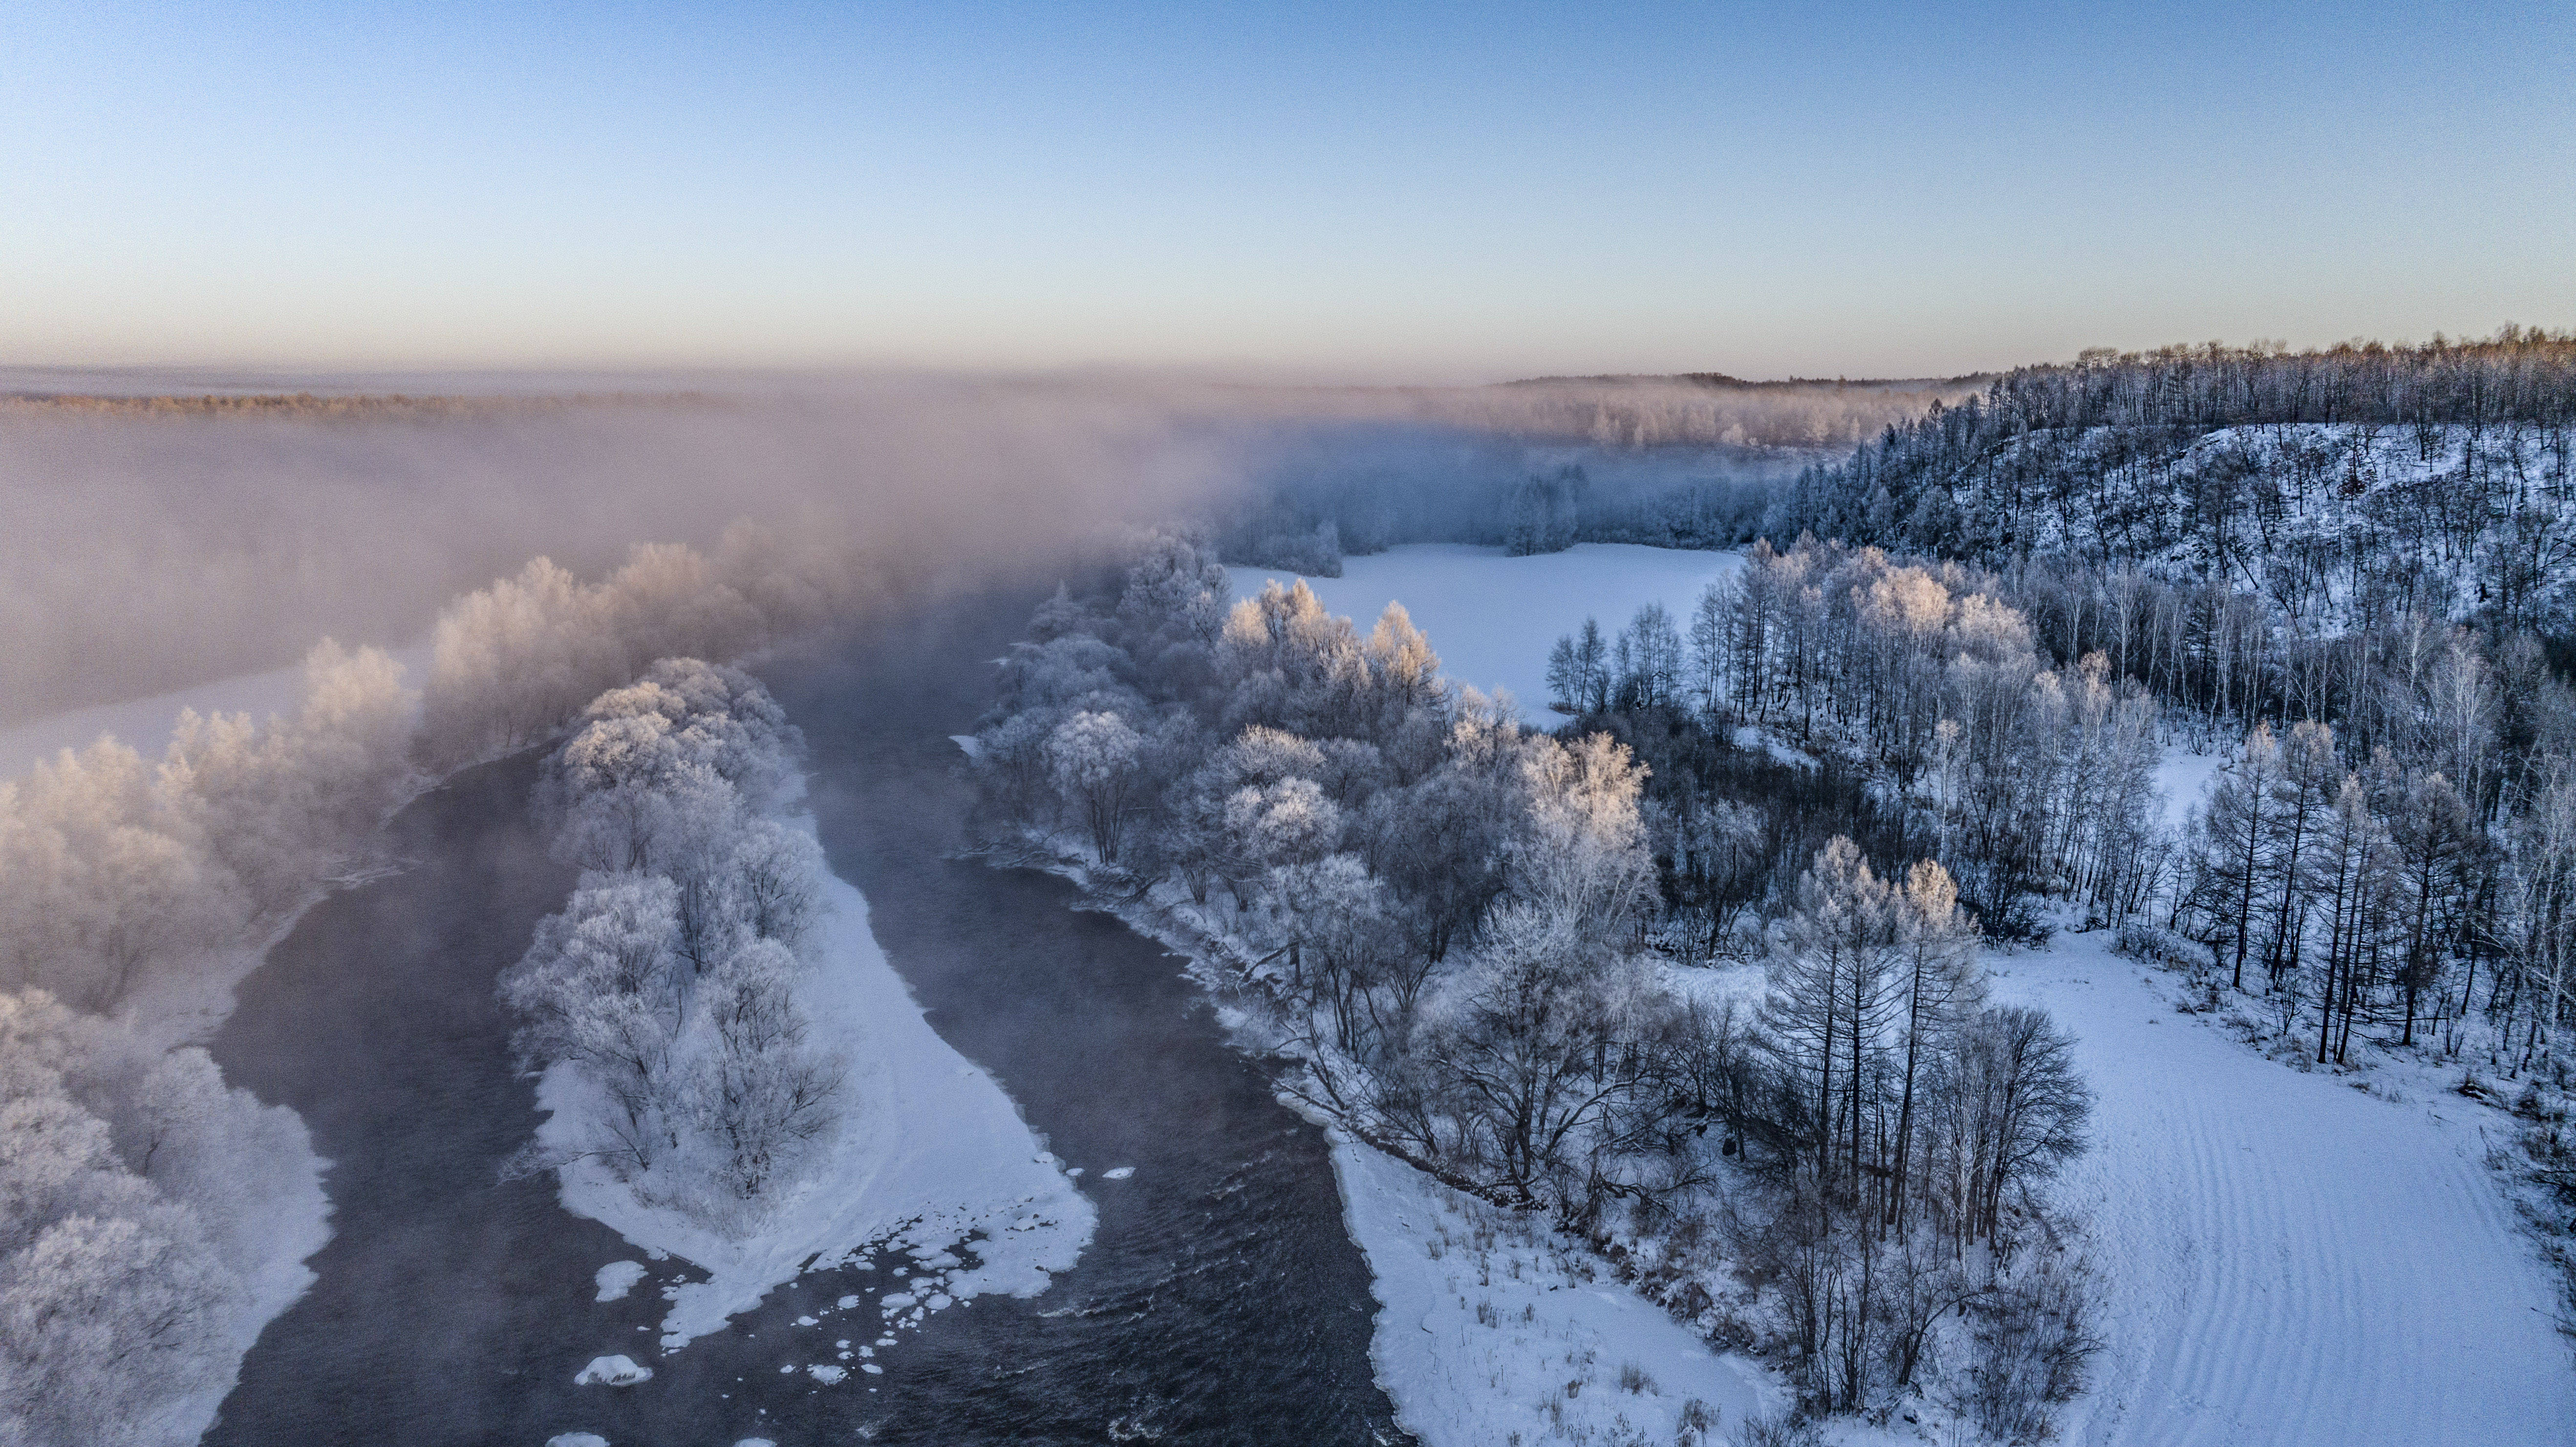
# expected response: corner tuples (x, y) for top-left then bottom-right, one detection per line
(4, 1), (2570, 379)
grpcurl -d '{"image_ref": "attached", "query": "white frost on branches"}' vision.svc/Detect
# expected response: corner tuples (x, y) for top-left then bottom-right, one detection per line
(501, 660), (843, 1227)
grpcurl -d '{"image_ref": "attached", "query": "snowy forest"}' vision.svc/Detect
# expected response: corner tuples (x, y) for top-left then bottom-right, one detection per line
(973, 330), (2576, 1422)
(1539, 538), (2576, 1086)
(970, 535), (2104, 1434)
(1751, 336), (2576, 1202)
(7, 334), (2576, 1446)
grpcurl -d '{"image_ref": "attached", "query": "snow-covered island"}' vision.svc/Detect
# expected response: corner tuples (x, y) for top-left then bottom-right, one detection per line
(504, 661), (1095, 1350)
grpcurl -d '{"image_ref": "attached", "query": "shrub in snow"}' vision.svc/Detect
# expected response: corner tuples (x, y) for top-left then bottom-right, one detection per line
(1945, 1251), (2104, 1443)
(1734, 1412), (1824, 1447)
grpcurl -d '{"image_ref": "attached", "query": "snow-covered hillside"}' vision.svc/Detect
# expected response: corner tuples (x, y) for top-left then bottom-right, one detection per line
(1954, 423), (2575, 630)
(1226, 542), (1743, 718)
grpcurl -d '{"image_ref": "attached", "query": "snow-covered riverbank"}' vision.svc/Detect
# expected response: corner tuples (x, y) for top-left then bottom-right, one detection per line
(0, 639), (434, 780)
(988, 824), (1793, 1447)
(1333, 1130), (1782, 1447)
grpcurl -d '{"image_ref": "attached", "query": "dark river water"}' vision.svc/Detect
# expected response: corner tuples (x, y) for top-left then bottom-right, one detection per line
(205, 591), (1406, 1447)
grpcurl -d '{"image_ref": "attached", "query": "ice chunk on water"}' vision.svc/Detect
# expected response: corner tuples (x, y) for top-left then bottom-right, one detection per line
(593, 1261), (646, 1302)
(1101, 1166), (1136, 1181)
(573, 1356), (652, 1387)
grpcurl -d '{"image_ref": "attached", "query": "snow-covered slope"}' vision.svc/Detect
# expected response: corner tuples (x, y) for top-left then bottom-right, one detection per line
(1950, 423), (2573, 632)
(1227, 543), (1744, 718)
(1989, 933), (2576, 1447)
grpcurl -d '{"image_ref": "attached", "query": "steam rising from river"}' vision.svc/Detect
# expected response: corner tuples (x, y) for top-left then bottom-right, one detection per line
(0, 372), (1959, 724)
(0, 382), (1239, 722)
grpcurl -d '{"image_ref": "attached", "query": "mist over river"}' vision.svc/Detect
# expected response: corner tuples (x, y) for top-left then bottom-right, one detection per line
(204, 588), (1405, 1447)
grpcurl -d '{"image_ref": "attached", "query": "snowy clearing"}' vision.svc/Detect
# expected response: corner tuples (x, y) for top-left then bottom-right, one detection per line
(1226, 543), (1743, 717)
(536, 846), (1096, 1350)
(1333, 1132), (1783, 1447)
(2148, 745), (2224, 836)
(1987, 931), (2576, 1447)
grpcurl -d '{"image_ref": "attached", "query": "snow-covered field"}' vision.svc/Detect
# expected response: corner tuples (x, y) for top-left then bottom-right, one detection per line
(1334, 1132), (1782, 1447)
(0, 639), (433, 779)
(1988, 932), (2576, 1447)
(537, 849), (1096, 1351)
(1227, 544), (1745, 717)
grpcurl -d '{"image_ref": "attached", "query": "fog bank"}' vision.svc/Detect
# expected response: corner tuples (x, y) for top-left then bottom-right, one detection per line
(0, 372), (1951, 724)
(0, 382), (1233, 723)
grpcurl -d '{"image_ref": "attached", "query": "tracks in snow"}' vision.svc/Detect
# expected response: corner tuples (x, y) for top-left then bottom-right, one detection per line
(1991, 937), (2573, 1447)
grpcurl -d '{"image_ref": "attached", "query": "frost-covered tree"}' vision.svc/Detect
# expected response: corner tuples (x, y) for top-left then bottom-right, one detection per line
(2190, 724), (2288, 989)
(1764, 839), (1902, 1193)
(1406, 904), (1675, 1210)
(500, 663), (841, 1222)
(1049, 710), (1146, 863)
(0, 990), (317, 1447)
(687, 937), (843, 1198)
(1924, 1005), (2091, 1243)
(1514, 730), (1655, 936)
(0, 640), (414, 1008)
(1887, 861), (1983, 1228)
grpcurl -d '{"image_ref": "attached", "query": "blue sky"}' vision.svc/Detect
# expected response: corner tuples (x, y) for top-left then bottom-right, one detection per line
(3, 1), (2569, 378)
